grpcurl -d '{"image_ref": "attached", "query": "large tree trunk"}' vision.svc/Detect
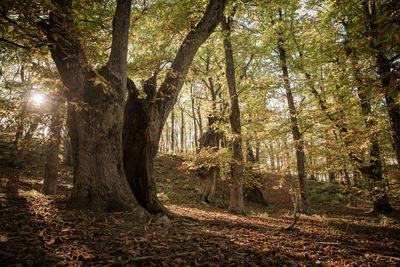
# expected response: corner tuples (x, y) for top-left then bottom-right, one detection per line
(196, 52), (224, 204)
(43, 100), (63, 195)
(66, 74), (142, 212)
(47, 0), (147, 216)
(355, 84), (392, 212)
(123, 96), (168, 214)
(222, 17), (245, 215)
(122, 0), (227, 215)
(277, 33), (310, 214)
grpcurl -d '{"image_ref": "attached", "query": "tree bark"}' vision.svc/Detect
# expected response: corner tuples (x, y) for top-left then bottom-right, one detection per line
(345, 35), (393, 212)
(63, 133), (73, 166)
(197, 130), (221, 203)
(190, 85), (198, 150)
(197, 108), (203, 138)
(364, 0), (400, 166)
(343, 167), (356, 207)
(255, 142), (260, 163)
(46, 0), (226, 215)
(123, 0), (227, 215)
(47, 0), (147, 215)
(180, 104), (185, 152)
(222, 17), (245, 215)
(12, 116), (41, 168)
(43, 100), (63, 195)
(171, 107), (175, 152)
(277, 34), (310, 214)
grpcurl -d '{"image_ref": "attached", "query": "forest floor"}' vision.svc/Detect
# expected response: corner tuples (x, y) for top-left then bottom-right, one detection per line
(1, 153), (400, 266)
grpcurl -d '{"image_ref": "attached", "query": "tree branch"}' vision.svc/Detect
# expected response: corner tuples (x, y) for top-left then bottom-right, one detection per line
(107, 0), (131, 86)
(156, 0), (227, 120)
(0, 38), (32, 49)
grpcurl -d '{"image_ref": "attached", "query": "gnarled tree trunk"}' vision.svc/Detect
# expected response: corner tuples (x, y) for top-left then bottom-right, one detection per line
(122, 0), (227, 215)
(46, 0), (226, 216)
(47, 0), (147, 215)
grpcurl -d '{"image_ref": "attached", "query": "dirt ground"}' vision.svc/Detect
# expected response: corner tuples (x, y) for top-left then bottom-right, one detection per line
(1, 154), (400, 266)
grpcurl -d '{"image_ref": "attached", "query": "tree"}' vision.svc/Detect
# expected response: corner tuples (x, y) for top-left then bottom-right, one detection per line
(43, 97), (63, 195)
(276, 10), (310, 214)
(222, 15), (245, 215)
(38, 0), (227, 214)
(122, 0), (226, 214)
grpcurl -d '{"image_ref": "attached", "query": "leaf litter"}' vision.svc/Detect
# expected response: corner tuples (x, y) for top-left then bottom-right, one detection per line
(0, 156), (400, 266)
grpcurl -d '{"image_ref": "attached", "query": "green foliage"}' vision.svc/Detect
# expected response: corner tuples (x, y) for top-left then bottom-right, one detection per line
(309, 182), (350, 205)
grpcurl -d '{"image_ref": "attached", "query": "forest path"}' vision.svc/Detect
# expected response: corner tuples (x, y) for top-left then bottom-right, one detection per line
(1, 155), (400, 266)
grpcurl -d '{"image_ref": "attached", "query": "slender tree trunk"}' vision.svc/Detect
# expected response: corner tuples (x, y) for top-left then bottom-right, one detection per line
(11, 67), (29, 166)
(12, 116), (41, 168)
(277, 35), (310, 214)
(222, 17), (245, 215)
(255, 142), (260, 163)
(343, 167), (356, 207)
(190, 85), (198, 150)
(43, 100), (63, 195)
(269, 144), (275, 170)
(328, 171), (336, 183)
(180, 107), (185, 153)
(171, 107), (175, 152)
(197, 108), (203, 138)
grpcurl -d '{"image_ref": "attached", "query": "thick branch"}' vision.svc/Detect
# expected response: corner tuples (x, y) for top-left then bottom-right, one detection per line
(47, 0), (87, 93)
(156, 0), (226, 119)
(107, 0), (131, 87)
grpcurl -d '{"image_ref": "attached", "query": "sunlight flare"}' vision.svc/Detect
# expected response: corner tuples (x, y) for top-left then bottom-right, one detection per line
(30, 92), (46, 107)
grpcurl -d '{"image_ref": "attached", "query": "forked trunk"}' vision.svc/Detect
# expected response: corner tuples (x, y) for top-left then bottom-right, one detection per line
(47, 0), (226, 216)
